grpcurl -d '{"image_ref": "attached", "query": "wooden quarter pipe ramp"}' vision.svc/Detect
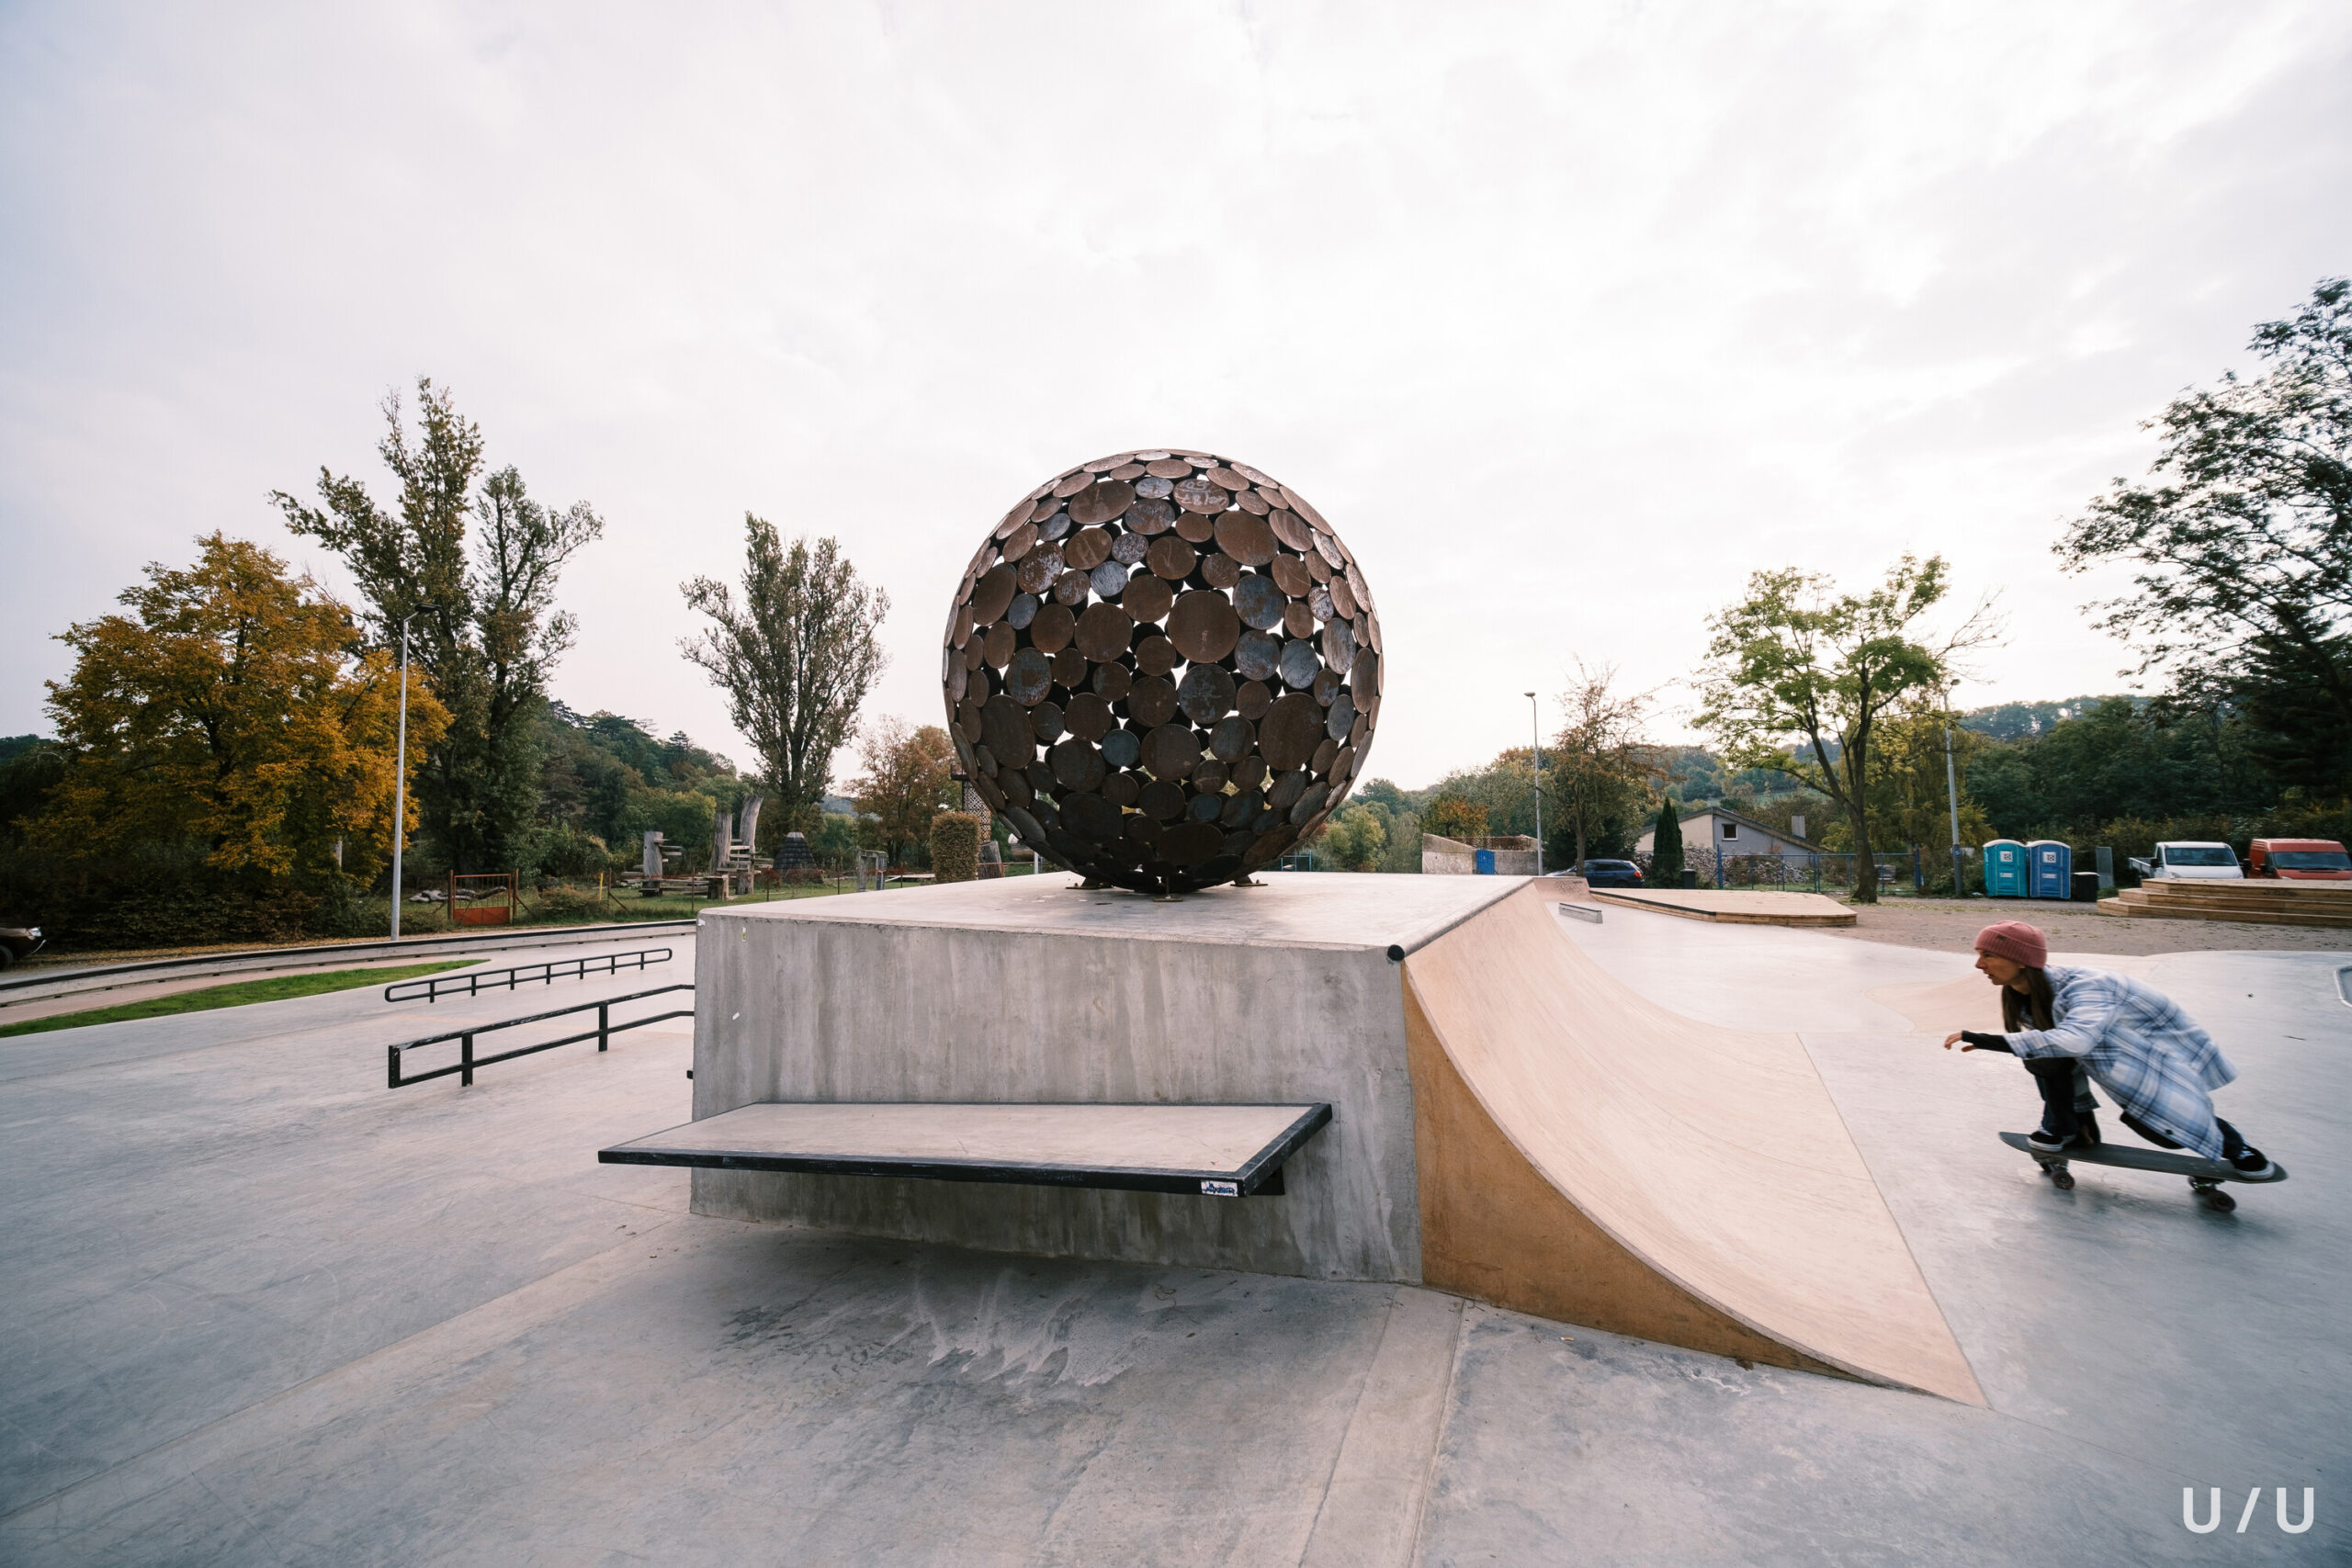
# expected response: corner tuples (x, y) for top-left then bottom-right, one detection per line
(1402, 882), (1984, 1404)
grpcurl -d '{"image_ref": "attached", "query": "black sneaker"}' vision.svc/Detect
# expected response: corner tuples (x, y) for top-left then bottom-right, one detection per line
(2026, 1129), (2075, 1153)
(2230, 1147), (2277, 1179)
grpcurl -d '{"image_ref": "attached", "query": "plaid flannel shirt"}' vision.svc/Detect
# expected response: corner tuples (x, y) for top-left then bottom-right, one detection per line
(2000, 964), (2238, 1158)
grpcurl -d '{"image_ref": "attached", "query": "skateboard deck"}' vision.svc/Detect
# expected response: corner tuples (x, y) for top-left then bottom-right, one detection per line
(2000, 1131), (2287, 1211)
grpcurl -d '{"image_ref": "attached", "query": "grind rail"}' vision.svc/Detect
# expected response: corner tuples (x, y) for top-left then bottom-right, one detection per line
(387, 983), (694, 1089)
(385, 946), (673, 1003)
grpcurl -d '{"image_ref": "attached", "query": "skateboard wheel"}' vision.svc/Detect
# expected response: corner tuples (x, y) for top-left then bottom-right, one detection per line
(2051, 1169), (2075, 1190)
(2199, 1188), (2235, 1212)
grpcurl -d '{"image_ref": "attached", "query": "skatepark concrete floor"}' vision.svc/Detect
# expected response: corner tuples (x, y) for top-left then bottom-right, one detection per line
(2, 913), (2345, 1565)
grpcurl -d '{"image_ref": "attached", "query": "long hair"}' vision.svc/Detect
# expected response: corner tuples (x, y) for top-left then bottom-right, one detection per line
(2001, 966), (2056, 1032)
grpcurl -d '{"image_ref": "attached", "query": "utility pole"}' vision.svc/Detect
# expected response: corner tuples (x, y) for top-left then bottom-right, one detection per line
(1525, 692), (1542, 875)
(390, 615), (413, 941)
(1942, 707), (1964, 898)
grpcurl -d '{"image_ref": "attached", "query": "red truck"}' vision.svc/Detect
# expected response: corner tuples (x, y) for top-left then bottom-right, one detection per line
(2246, 838), (2352, 881)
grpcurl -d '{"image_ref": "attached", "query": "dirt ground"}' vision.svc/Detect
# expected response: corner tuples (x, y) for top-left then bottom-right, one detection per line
(1824, 897), (2352, 956)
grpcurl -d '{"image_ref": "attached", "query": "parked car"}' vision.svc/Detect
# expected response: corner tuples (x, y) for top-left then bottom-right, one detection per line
(0, 924), (44, 968)
(2127, 841), (2244, 881)
(1576, 859), (1645, 888)
(2247, 838), (2352, 881)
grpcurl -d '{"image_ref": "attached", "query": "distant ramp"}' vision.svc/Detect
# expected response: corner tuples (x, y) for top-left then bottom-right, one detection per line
(1402, 882), (1984, 1404)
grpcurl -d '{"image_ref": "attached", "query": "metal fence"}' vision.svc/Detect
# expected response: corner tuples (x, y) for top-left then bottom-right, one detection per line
(384, 947), (673, 1003)
(386, 983), (695, 1089)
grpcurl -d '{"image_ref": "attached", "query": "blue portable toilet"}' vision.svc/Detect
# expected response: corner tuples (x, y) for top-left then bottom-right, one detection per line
(2028, 840), (2072, 899)
(1473, 848), (1497, 874)
(1984, 840), (2028, 897)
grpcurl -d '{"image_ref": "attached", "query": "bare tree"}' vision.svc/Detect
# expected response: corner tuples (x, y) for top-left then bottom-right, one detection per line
(682, 517), (888, 835)
(1547, 660), (1657, 871)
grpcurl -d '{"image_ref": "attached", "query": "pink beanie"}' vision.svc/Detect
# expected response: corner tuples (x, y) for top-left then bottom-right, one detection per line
(1974, 920), (2048, 968)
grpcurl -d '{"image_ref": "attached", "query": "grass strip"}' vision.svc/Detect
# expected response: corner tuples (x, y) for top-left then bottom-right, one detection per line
(0, 962), (477, 1039)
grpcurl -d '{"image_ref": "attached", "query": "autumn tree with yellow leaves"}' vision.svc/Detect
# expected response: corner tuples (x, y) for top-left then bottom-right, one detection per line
(38, 534), (447, 885)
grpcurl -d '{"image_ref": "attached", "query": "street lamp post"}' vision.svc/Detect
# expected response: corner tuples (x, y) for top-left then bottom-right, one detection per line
(1526, 691), (1542, 876)
(390, 615), (413, 942)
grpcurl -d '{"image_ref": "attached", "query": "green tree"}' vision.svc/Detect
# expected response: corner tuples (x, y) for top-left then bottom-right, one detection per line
(1649, 797), (1685, 883)
(683, 517), (889, 837)
(1696, 556), (1997, 902)
(2059, 279), (2352, 792)
(1320, 804), (1388, 871)
(276, 379), (603, 872)
(1546, 660), (1657, 871)
(1421, 796), (1487, 843)
(851, 717), (955, 866)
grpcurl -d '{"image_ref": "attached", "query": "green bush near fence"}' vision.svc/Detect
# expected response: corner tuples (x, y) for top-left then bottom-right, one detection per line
(930, 812), (983, 884)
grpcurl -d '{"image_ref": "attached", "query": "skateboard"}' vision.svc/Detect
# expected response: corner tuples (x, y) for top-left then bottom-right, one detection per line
(1999, 1131), (2289, 1212)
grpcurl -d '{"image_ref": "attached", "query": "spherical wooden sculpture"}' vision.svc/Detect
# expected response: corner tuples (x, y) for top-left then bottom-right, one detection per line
(943, 449), (1382, 895)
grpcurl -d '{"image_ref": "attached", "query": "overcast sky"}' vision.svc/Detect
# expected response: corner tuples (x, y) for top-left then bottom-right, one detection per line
(5, 1), (2347, 790)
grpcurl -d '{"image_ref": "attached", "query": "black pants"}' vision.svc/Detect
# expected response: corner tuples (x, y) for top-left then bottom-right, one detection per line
(2022, 1055), (2250, 1160)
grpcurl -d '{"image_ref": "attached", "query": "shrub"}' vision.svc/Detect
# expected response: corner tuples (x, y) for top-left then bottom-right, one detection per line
(930, 812), (982, 883)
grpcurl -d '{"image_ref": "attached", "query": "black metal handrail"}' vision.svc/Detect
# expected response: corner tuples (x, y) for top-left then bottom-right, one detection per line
(386, 946), (673, 1003)
(387, 983), (694, 1089)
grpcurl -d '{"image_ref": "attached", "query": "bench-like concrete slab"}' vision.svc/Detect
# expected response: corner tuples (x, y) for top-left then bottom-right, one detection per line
(601, 1101), (1330, 1196)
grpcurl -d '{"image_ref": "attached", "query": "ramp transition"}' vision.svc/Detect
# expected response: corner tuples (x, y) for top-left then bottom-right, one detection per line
(1402, 881), (1983, 1404)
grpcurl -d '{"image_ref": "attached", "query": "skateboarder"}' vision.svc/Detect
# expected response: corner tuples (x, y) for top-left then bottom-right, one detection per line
(1941, 919), (2275, 1176)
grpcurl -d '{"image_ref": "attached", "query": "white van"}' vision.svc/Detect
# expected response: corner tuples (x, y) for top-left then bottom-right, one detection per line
(2130, 841), (2245, 881)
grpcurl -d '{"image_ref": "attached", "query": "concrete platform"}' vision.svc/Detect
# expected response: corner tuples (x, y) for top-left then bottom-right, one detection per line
(1590, 886), (1859, 925)
(4, 908), (2346, 1562)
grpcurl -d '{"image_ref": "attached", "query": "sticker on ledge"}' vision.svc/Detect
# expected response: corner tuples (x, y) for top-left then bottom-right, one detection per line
(1201, 1179), (1239, 1198)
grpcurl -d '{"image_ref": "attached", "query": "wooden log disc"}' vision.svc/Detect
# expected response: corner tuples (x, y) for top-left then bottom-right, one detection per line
(1208, 715), (1253, 761)
(1290, 783), (1329, 826)
(1003, 648), (1053, 705)
(1214, 512), (1277, 566)
(1089, 560), (1128, 599)
(1127, 674), (1179, 728)
(1329, 572), (1357, 619)
(1033, 701), (1066, 743)
(1315, 531), (1346, 570)
(1016, 551), (1062, 595)
(1269, 555), (1312, 597)
(1053, 570), (1090, 606)
(1030, 498), (1064, 523)
(1309, 584), (1336, 622)
(1085, 453), (1133, 473)
(1049, 737), (1108, 793)
(1137, 778), (1186, 821)
(1128, 496), (1177, 532)
(1005, 805), (1046, 845)
(1052, 471), (1094, 499)
(1364, 610), (1382, 654)
(1280, 486), (1327, 529)
(980, 694), (1034, 765)
(1144, 457), (1192, 479)
(1060, 789), (1123, 846)
(1136, 635), (1179, 676)
(1283, 601), (1315, 639)
(1123, 813), (1160, 852)
(1236, 680), (1272, 720)
(1260, 693), (1325, 772)
(1007, 592), (1039, 629)
(1122, 572), (1174, 623)
(1051, 647), (1089, 691)
(1312, 666), (1341, 706)
(1167, 591), (1240, 663)
(1229, 752), (1268, 791)
(1220, 787), (1262, 828)
(1177, 663), (1237, 725)
(1141, 723), (1202, 781)
(1102, 770), (1140, 807)
(1074, 602), (1135, 661)
(1038, 512), (1072, 542)
(1351, 645), (1378, 696)
(1001, 522), (1039, 562)
(1268, 509), (1312, 552)
(963, 637), (985, 672)
(1303, 549), (1330, 584)
(983, 622), (1016, 670)
(996, 502), (1033, 538)
(1102, 727), (1141, 768)
(1310, 737), (1339, 777)
(1147, 536), (1196, 581)
(1062, 525), (1114, 570)
(1328, 744), (1355, 787)
(970, 566), (1017, 625)
(1350, 713), (1369, 751)
(1233, 487), (1270, 515)
(1159, 818), (1224, 867)
(1174, 510), (1217, 544)
(1346, 563), (1371, 613)
(1109, 461), (1147, 481)
(1205, 466), (1250, 491)
(1091, 661), (1133, 702)
(1191, 758), (1229, 795)
(947, 658), (967, 705)
(1266, 767), (1308, 812)
(1201, 551), (1240, 590)
(1029, 602), (1076, 654)
(1234, 575), (1286, 633)
(1111, 529), (1149, 566)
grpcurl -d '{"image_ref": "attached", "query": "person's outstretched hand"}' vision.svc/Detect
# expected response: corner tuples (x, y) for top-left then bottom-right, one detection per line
(1942, 1032), (1977, 1050)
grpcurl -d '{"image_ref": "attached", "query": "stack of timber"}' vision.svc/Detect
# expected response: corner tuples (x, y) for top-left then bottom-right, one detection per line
(2098, 879), (2352, 928)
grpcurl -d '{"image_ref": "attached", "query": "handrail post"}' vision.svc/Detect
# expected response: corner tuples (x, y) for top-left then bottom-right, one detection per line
(388, 1044), (401, 1089)
(598, 1001), (609, 1053)
(461, 1032), (474, 1087)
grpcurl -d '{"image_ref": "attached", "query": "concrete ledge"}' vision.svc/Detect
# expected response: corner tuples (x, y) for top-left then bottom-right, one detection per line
(1589, 888), (1857, 927)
